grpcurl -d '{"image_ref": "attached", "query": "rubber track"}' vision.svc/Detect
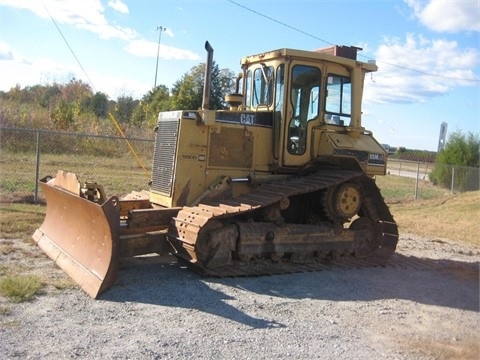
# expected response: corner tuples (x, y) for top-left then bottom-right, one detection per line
(169, 170), (399, 276)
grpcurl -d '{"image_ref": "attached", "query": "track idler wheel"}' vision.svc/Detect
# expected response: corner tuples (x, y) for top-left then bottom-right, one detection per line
(324, 182), (362, 222)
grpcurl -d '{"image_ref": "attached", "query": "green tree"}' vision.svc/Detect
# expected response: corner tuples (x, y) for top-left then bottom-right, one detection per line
(132, 85), (171, 127)
(61, 78), (93, 102)
(430, 131), (479, 191)
(214, 67), (236, 109)
(170, 67), (202, 110)
(51, 99), (79, 130)
(170, 62), (235, 110)
(5, 84), (35, 103)
(113, 95), (138, 123)
(82, 92), (109, 118)
(30, 84), (61, 109)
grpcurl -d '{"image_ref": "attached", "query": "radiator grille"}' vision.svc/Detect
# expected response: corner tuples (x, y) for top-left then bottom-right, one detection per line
(151, 120), (179, 195)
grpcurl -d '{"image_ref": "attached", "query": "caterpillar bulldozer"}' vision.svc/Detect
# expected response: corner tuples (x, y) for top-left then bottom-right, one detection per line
(33, 42), (398, 298)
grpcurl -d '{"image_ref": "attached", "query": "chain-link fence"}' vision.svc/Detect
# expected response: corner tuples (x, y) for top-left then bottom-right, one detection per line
(1, 128), (478, 204)
(0, 128), (155, 203)
(386, 158), (479, 200)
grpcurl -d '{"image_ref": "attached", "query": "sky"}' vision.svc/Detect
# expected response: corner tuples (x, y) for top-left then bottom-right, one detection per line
(0, 0), (479, 151)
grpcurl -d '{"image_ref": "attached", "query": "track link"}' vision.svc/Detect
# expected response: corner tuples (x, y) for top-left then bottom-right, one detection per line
(168, 170), (398, 276)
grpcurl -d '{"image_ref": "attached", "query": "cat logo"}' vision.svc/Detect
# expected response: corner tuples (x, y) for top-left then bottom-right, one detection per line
(240, 113), (255, 125)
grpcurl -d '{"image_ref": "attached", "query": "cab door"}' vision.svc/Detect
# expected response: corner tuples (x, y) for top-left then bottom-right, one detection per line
(282, 62), (322, 166)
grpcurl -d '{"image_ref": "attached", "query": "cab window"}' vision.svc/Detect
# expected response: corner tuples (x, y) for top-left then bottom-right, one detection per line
(273, 64), (285, 159)
(288, 65), (321, 155)
(252, 65), (274, 107)
(324, 74), (351, 125)
(244, 69), (252, 108)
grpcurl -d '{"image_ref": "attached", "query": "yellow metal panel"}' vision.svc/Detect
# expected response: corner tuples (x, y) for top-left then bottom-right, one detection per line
(327, 133), (355, 149)
(208, 127), (253, 169)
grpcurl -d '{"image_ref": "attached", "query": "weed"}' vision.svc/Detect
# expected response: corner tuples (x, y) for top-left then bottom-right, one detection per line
(0, 275), (43, 303)
(0, 242), (15, 255)
(22, 238), (36, 246)
(51, 278), (76, 291)
(0, 304), (12, 316)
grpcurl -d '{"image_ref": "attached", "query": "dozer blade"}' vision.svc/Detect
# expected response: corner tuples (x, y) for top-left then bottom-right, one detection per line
(32, 171), (120, 299)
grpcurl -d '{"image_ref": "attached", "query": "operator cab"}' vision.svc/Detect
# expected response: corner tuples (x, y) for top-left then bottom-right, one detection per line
(233, 46), (376, 166)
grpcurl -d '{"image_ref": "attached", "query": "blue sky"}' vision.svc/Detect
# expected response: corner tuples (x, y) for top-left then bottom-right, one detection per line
(0, 0), (478, 151)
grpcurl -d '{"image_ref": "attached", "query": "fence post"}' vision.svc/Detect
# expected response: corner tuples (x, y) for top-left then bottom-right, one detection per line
(34, 130), (40, 204)
(450, 166), (455, 194)
(414, 162), (419, 200)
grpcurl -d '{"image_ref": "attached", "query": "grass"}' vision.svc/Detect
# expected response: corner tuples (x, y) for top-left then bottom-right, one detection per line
(388, 191), (480, 246)
(387, 158), (434, 175)
(0, 203), (45, 240)
(376, 175), (479, 246)
(376, 173), (446, 202)
(0, 275), (43, 302)
(0, 149), (153, 201)
(0, 203), (71, 302)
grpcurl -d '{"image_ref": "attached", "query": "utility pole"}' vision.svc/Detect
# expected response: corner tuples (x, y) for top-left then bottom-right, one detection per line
(154, 26), (166, 89)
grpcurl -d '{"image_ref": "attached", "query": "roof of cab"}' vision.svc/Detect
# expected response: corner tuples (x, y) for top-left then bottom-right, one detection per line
(240, 46), (377, 72)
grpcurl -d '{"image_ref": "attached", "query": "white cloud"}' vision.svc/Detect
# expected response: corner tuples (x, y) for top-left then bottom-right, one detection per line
(163, 28), (175, 38)
(125, 40), (201, 61)
(108, 0), (128, 14)
(0, 40), (198, 99)
(0, 41), (23, 61)
(405, 0), (480, 32)
(0, 41), (144, 99)
(364, 34), (479, 104)
(86, 70), (149, 100)
(0, 0), (137, 40)
(80, 22), (136, 40)
(0, 2), (203, 98)
(0, 43), (78, 91)
(0, 0), (198, 63)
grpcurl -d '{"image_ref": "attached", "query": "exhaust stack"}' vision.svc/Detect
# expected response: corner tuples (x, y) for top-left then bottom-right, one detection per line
(202, 41), (214, 110)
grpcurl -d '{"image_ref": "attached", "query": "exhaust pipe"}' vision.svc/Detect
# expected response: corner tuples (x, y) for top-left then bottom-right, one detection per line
(202, 41), (214, 110)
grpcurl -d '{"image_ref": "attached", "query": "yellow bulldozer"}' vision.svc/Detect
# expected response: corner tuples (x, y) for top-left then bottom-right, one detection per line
(33, 42), (398, 298)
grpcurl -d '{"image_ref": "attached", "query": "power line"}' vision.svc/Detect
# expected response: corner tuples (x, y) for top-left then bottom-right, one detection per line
(363, 56), (479, 82)
(227, 0), (335, 48)
(43, 4), (97, 92)
(227, 0), (479, 83)
(44, 5), (149, 176)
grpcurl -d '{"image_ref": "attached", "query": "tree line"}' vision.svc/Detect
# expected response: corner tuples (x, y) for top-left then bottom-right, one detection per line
(0, 62), (235, 136)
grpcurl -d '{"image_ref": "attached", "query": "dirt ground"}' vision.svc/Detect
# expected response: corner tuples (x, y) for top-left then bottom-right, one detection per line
(1, 233), (479, 359)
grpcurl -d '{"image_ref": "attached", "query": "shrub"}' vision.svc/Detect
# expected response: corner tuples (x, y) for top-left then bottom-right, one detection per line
(0, 275), (43, 302)
(430, 131), (479, 191)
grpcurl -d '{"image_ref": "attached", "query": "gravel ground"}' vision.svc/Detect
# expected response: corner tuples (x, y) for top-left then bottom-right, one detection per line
(1, 233), (479, 360)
